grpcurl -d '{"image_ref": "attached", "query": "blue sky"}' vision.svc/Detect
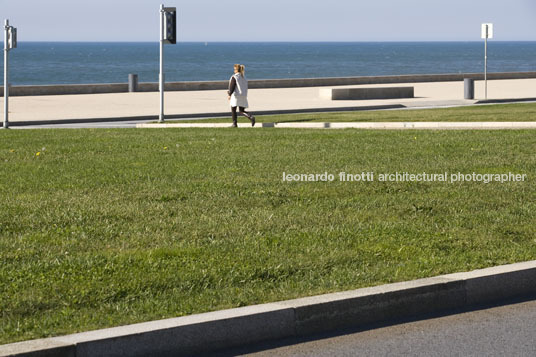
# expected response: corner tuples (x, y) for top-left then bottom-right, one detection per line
(1, 0), (535, 42)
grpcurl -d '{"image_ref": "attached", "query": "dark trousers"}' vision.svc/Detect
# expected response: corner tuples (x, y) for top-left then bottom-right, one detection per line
(231, 106), (253, 124)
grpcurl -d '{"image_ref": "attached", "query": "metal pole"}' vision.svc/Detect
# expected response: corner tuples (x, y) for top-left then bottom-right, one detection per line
(159, 4), (165, 123)
(484, 25), (488, 100)
(3, 19), (9, 129)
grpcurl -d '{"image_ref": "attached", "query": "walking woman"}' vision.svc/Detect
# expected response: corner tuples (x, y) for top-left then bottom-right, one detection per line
(228, 64), (255, 127)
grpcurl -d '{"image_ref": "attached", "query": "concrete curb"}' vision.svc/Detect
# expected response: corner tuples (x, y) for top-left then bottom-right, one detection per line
(2, 260), (536, 357)
(137, 121), (536, 130)
(475, 97), (536, 104)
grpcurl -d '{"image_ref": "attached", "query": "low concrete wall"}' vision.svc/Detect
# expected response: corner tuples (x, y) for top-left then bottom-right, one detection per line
(1, 71), (536, 97)
(320, 86), (414, 100)
(1, 83), (129, 97)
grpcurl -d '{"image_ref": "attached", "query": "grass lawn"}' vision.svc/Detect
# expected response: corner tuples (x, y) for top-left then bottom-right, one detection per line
(1, 124), (536, 343)
(172, 102), (536, 124)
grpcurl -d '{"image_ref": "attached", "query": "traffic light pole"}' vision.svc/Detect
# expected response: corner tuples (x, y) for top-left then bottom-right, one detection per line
(481, 23), (492, 101)
(158, 5), (176, 123)
(3, 19), (9, 129)
(159, 5), (165, 123)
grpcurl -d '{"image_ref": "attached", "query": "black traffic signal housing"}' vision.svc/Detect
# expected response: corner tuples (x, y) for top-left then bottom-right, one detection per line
(8, 26), (17, 49)
(163, 9), (176, 44)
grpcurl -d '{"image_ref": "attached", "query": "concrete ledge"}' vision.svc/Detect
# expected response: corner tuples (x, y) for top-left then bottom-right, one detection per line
(320, 87), (414, 100)
(281, 277), (466, 336)
(0, 83), (129, 96)
(2, 260), (535, 357)
(137, 121), (536, 130)
(56, 304), (295, 357)
(476, 97), (536, 104)
(444, 260), (536, 306)
(2, 71), (536, 96)
(0, 340), (75, 357)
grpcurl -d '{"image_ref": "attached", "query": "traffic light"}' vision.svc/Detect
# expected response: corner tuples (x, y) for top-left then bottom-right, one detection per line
(163, 8), (176, 44)
(7, 26), (17, 49)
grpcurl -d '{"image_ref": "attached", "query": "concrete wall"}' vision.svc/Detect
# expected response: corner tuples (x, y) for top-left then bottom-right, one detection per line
(320, 86), (414, 100)
(1, 71), (536, 97)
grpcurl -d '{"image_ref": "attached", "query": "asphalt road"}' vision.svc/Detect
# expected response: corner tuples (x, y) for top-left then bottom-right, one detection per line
(215, 297), (536, 357)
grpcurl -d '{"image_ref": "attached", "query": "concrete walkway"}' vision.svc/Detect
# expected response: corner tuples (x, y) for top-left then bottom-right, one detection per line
(2, 78), (536, 124)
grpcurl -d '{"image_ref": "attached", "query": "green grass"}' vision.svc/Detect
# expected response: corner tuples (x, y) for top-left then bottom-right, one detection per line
(1, 126), (536, 344)
(172, 102), (536, 124)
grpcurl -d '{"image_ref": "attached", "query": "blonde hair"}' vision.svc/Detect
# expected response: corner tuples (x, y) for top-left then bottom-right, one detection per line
(234, 64), (245, 76)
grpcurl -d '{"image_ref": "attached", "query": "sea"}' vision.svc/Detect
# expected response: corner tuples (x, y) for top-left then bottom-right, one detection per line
(2, 42), (536, 85)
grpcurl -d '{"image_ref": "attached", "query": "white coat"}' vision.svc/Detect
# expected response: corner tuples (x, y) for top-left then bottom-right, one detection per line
(229, 73), (249, 108)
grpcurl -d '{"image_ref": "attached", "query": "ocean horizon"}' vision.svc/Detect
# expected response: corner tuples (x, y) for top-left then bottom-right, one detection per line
(2, 41), (536, 85)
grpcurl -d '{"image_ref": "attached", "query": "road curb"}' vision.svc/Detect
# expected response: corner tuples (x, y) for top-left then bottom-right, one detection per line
(2, 260), (536, 357)
(137, 121), (536, 130)
(475, 97), (536, 104)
